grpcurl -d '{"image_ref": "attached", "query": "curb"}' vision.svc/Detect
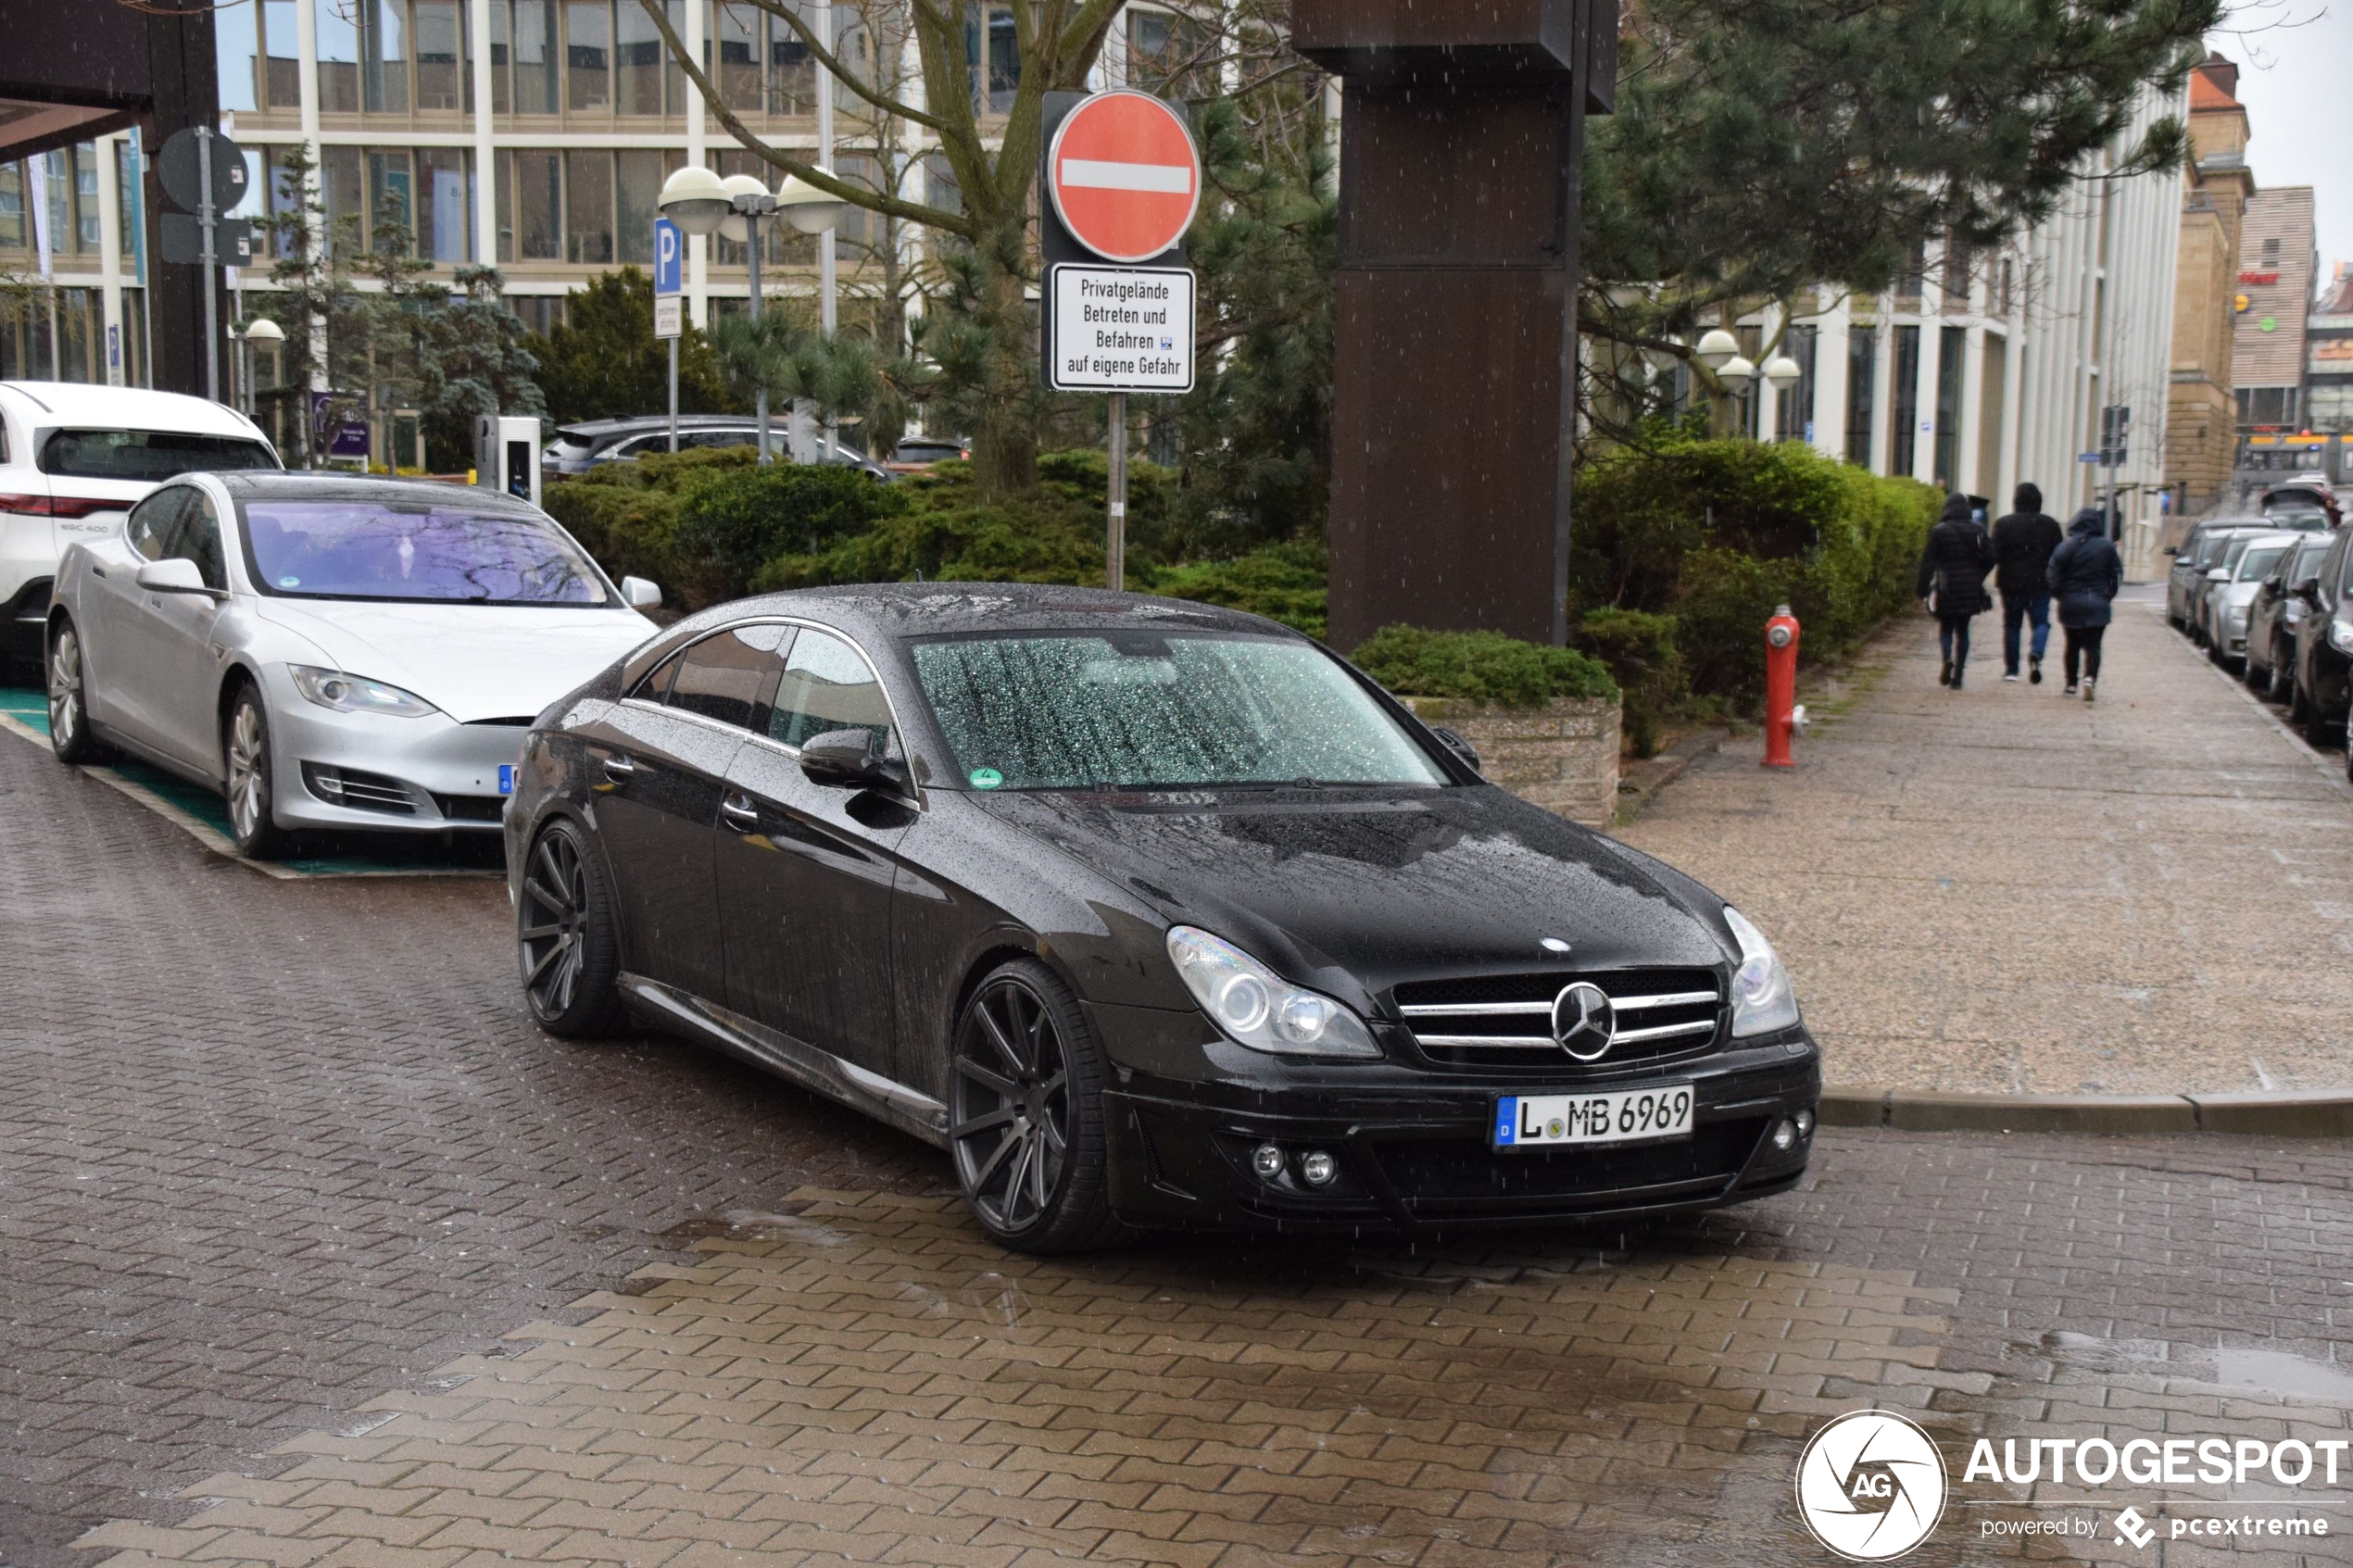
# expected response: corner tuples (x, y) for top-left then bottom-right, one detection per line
(1820, 1085), (2353, 1138)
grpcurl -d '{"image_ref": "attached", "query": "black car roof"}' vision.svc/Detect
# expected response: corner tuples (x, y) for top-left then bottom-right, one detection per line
(723, 582), (1286, 639)
(212, 471), (543, 512)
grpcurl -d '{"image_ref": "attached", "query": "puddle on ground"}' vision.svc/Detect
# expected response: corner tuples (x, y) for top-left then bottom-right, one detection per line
(2027, 1330), (2353, 1404)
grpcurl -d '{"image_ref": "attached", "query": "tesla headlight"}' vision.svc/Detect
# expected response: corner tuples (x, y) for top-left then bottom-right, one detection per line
(1724, 906), (1802, 1038)
(289, 665), (439, 719)
(1164, 926), (1380, 1060)
(2332, 619), (2353, 655)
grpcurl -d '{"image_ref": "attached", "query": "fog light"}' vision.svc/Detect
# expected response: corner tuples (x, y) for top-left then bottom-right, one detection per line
(1794, 1108), (1816, 1138)
(1251, 1143), (1285, 1181)
(1770, 1118), (1798, 1152)
(1300, 1150), (1337, 1186)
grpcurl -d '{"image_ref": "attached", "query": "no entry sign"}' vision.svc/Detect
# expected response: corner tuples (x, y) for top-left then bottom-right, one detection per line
(1046, 90), (1202, 264)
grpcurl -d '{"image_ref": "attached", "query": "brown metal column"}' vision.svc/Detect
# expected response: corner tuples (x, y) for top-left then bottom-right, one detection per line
(1295, 0), (1613, 651)
(142, 0), (221, 398)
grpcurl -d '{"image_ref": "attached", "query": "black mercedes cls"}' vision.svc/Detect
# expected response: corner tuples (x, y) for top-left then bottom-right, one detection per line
(506, 585), (1820, 1251)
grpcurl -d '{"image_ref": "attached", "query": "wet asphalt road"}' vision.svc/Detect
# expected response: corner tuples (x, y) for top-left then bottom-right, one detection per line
(4, 711), (2352, 1565)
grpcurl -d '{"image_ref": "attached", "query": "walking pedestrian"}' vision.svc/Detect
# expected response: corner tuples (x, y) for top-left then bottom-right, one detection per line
(2046, 506), (2123, 702)
(1915, 493), (1995, 689)
(1992, 483), (2063, 684)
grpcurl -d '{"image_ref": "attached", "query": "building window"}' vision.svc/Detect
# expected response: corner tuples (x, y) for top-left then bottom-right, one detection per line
(510, 295), (566, 335)
(1998, 258), (2014, 316)
(1845, 326), (1876, 464)
(616, 0), (665, 114)
(508, 149), (561, 260)
(1933, 325), (1965, 488)
(1889, 324), (1920, 475)
(318, 0), (362, 113)
(363, 0), (411, 113)
(966, 4), (1016, 116)
(715, 2), (762, 113)
(566, 0), (611, 111)
(565, 149), (613, 263)
(770, 3), (815, 115)
(415, 1), (467, 111)
(419, 146), (473, 261)
(1942, 235), (1972, 314)
(615, 149), (670, 264)
(513, 0), (560, 114)
(1894, 240), (1925, 311)
(72, 144), (100, 251)
(1777, 325), (1817, 444)
(0, 161), (22, 251)
(1130, 6), (1214, 101)
(1977, 335), (2007, 492)
(321, 145), (365, 252)
(368, 149), (414, 251)
(219, 0), (261, 112)
(2261, 236), (2280, 263)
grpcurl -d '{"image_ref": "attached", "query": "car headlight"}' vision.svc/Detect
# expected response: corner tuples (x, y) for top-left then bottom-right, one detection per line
(2332, 619), (2353, 656)
(288, 665), (439, 719)
(1164, 926), (1380, 1060)
(2226, 606), (2249, 631)
(1724, 906), (1802, 1038)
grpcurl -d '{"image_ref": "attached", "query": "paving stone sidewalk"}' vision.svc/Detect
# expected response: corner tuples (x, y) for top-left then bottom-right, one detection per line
(1620, 585), (2353, 1097)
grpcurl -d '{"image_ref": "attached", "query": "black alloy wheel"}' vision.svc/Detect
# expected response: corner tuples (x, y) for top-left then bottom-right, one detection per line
(46, 619), (107, 765)
(949, 959), (1127, 1254)
(518, 819), (623, 1037)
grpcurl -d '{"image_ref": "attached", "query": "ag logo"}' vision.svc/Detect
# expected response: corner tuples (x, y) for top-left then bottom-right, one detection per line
(1794, 1410), (1948, 1561)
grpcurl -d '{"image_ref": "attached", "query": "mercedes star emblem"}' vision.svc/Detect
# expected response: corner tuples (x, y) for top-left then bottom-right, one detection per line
(1551, 981), (1616, 1060)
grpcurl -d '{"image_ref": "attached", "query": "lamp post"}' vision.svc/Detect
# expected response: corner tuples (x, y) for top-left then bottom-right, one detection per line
(776, 172), (849, 466)
(658, 165), (795, 460)
(1759, 352), (1803, 440)
(230, 315), (283, 419)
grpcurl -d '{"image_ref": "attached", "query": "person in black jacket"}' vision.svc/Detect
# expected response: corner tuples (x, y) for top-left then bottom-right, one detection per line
(2046, 507), (2124, 702)
(1915, 493), (1996, 689)
(1991, 483), (2063, 684)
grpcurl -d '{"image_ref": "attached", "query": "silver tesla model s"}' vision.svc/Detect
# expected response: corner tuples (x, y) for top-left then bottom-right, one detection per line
(45, 471), (661, 858)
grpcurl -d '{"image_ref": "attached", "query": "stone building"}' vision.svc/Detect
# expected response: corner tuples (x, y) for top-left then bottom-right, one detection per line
(2233, 185), (2317, 434)
(2162, 53), (2253, 524)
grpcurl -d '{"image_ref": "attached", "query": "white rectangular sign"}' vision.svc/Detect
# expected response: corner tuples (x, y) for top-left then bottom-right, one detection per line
(653, 294), (682, 340)
(1048, 264), (1194, 394)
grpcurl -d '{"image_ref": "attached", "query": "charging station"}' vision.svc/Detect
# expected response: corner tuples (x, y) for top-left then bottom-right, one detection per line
(474, 415), (543, 508)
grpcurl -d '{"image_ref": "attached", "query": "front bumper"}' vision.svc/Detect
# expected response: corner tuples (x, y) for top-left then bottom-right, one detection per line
(262, 665), (524, 834)
(1089, 1002), (1821, 1234)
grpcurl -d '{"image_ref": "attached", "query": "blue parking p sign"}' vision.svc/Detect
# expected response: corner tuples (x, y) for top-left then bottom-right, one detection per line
(654, 218), (681, 296)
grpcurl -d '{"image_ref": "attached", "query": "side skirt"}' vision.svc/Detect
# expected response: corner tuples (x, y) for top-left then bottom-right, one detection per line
(618, 972), (950, 1149)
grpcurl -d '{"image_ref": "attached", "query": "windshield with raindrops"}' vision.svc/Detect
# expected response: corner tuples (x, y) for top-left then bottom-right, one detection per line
(236, 500), (610, 605)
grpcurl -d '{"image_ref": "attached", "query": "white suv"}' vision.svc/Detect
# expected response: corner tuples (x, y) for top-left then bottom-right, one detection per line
(1, 382), (279, 681)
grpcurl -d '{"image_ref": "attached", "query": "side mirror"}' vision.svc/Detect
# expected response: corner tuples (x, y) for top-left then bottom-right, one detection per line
(619, 575), (661, 608)
(2163, 546), (2178, 556)
(799, 727), (908, 795)
(2206, 567), (2229, 583)
(2296, 581), (2323, 608)
(135, 558), (210, 595)
(1430, 724), (1482, 773)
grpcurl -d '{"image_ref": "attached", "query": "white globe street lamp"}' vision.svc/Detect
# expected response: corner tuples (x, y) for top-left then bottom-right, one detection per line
(1761, 354), (1803, 392)
(776, 172), (849, 237)
(1694, 328), (1740, 372)
(1717, 355), (1757, 385)
(655, 164), (731, 236)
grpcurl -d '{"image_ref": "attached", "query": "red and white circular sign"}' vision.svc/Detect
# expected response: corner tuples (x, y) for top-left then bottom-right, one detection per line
(1047, 90), (1202, 264)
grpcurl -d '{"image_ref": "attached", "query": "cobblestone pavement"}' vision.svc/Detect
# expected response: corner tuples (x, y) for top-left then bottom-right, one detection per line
(6, 656), (2353, 1568)
(1621, 585), (2353, 1096)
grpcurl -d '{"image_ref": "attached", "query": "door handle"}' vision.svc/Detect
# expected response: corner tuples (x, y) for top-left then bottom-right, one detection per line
(719, 793), (760, 831)
(90, 565), (106, 579)
(599, 754), (637, 784)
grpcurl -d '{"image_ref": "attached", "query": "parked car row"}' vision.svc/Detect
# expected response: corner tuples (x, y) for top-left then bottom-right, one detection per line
(539, 415), (960, 483)
(2165, 504), (2353, 772)
(19, 377), (1823, 1250)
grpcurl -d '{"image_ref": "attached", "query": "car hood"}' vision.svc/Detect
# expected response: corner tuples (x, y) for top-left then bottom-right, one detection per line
(248, 597), (655, 722)
(969, 784), (1735, 1001)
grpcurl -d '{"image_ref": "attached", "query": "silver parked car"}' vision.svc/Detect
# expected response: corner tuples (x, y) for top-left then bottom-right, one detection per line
(2245, 533), (2334, 699)
(2167, 520), (2265, 631)
(2202, 532), (2300, 670)
(44, 472), (661, 859)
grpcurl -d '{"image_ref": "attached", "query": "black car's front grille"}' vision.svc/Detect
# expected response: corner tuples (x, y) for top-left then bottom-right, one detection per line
(302, 763), (417, 814)
(432, 793), (508, 822)
(1390, 968), (1724, 1073)
(1369, 1117), (1766, 1219)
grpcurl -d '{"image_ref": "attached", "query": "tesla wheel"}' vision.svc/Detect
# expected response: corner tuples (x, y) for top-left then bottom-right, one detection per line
(222, 684), (293, 860)
(949, 958), (1130, 1254)
(518, 819), (624, 1037)
(46, 619), (107, 765)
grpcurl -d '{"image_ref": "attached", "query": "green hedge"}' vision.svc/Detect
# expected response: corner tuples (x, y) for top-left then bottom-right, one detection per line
(1351, 625), (1619, 707)
(1572, 437), (1939, 704)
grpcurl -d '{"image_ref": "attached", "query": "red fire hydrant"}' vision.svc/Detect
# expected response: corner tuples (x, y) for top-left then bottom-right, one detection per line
(1763, 604), (1802, 769)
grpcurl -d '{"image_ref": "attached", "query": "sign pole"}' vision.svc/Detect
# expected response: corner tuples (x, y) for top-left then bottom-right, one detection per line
(197, 126), (218, 403)
(1106, 392), (1127, 591)
(652, 216), (682, 450)
(668, 337), (679, 453)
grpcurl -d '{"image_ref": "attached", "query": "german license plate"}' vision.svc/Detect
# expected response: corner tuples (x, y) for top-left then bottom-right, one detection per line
(1493, 1085), (1693, 1149)
(497, 764), (516, 796)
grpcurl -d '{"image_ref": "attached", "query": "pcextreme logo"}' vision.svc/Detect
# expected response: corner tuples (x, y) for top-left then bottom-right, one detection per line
(1794, 1410), (1949, 1561)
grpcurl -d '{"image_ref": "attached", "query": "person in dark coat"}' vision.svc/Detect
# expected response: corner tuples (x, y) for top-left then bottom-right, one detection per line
(2045, 506), (2124, 702)
(1914, 493), (1996, 689)
(1991, 483), (2063, 684)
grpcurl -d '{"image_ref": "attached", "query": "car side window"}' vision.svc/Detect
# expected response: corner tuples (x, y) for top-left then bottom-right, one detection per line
(162, 489), (231, 591)
(666, 623), (790, 731)
(125, 489), (187, 561)
(769, 628), (893, 751)
(686, 429), (755, 450)
(628, 646), (684, 703)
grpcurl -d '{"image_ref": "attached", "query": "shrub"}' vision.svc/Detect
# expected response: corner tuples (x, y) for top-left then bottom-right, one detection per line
(1145, 536), (1328, 639)
(1350, 625), (1619, 707)
(1570, 607), (1682, 757)
(542, 446), (750, 603)
(674, 463), (909, 600)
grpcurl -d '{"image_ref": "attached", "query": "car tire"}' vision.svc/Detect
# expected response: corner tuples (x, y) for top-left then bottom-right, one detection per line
(949, 957), (1132, 1255)
(2243, 649), (2268, 690)
(46, 617), (109, 765)
(517, 817), (626, 1038)
(2305, 691), (2340, 748)
(222, 683), (294, 860)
